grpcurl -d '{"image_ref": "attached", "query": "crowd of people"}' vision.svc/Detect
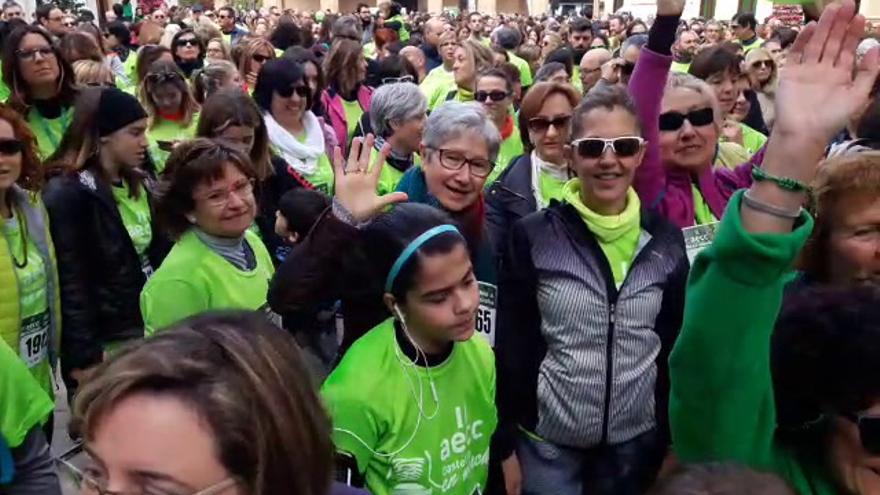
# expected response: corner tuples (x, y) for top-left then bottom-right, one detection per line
(2, 0), (880, 494)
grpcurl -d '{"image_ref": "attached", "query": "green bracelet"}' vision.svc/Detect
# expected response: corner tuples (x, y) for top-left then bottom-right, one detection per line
(751, 167), (811, 193)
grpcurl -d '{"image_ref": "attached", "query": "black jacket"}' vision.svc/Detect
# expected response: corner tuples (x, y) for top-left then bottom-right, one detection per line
(43, 168), (169, 372)
(486, 153), (536, 259)
(255, 155), (314, 266)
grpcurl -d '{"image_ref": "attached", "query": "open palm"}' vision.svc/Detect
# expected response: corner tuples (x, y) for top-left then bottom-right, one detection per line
(332, 134), (408, 223)
(774, 0), (880, 143)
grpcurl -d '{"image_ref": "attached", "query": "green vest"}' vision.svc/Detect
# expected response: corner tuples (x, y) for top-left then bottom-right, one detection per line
(387, 15), (409, 42)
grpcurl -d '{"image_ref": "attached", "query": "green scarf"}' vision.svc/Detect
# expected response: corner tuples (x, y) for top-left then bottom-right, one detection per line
(563, 180), (641, 287)
(691, 184), (718, 225)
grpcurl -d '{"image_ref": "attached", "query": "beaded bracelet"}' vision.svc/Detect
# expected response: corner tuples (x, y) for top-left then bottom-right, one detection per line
(751, 167), (811, 193)
(742, 190), (803, 220)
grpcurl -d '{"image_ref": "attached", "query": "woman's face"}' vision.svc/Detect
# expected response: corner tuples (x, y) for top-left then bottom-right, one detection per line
(528, 92), (574, 165)
(270, 79), (309, 123)
(151, 82), (184, 115)
(452, 46), (474, 89)
(85, 393), (241, 495)
(475, 76), (511, 124)
(205, 41), (225, 61)
(101, 118), (148, 169)
(422, 132), (490, 212)
(629, 23), (647, 35)
(830, 401), (880, 495)
(825, 193), (880, 286)
(0, 118), (22, 192)
(302, 61), (319, 98)
(253, 23), (268, 37)
(659, 87), (718, 172)
(391, 113), (426, 154)
(174, 34), (201, 62)
(216, 124), (255, 155)
(190, 162), (256, 237)
(547, 68), (569, 85)
(749, 56), (775, 85)
(706, 68), (739, 116)
(570, 107), (644, 215)
(248, 48), (272, 75)
(398, 243), (480, 347)
(730, 78), (751, 122)
(765, 40), (785, 66)
(440, 39), (457, 64)
(17, 33), (60, 90)
(541, 35), (557, 57)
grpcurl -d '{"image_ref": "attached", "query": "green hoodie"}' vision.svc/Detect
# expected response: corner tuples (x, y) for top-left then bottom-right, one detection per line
(669, 191), (840, 494)
(0, 339), (53, 450)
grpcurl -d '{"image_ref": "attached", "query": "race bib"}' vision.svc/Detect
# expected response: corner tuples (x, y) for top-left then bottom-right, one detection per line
(475, 282), (496, 347)
(141, 255), (154, 279)
(683, 222), (720, 265)
(19, 312), (50, 368)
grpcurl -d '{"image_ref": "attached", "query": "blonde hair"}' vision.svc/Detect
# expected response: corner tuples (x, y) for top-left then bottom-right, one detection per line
(745, 47), (778, 93)
(204, 37), (231, 61)
(72, 59), (115, 87)
(664, 72), (723, 130)
(237, 38), (276, 81)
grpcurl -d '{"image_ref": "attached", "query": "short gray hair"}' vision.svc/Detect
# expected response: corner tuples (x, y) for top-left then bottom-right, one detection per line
(621, 33), (648, 55)
(495, 27), (521, 50)
(332, 15), (362, 40)
(423, 102), (501, 162)
(370, 82), (427, 138)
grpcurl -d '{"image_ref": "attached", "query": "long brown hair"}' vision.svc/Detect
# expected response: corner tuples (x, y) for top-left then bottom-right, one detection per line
(323, 38), (364, 97)
(236, 38), (276, 82)
(1, 25), (78, 114)
(138, 60), (199, 129)
(196, 88), (272, 181)
(73, 310), (334, 495)
(0, 104), (42, 191)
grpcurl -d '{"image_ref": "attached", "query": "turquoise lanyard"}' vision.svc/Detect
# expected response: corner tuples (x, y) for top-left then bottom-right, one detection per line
(31, 106), (72, 151)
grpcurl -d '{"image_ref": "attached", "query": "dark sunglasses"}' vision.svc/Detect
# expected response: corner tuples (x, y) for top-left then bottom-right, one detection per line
(252, 53), (271, 63)
(0, 138), (24, 155)
(572, 136), (644, 158)
(276, 85), (310, 98)
(751, 59), (774, 70)
(528, 115), (571, 134)
(146, 72), (183, 84)
(844, 413), (880, 455)
(475, 90), (509, 102)
(175, 38), (199, 47)
(658, 107), (715, 132)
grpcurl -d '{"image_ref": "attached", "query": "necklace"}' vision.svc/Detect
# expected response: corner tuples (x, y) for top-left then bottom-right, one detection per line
(4, 205), (29, 269)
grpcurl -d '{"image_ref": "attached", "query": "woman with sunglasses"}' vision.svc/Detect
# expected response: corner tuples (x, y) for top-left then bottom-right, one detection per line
(237, 38), (276, 93)
(475, 69), (522, 186)
(133, 44), (173, 88)
(745, 48), (779, 131)
(170, 28), (206, 79)
(486, 82), (579, 258)
(670, 3), (880, 494)
(141, 139), (276, 333)
(255, 58), (334, 195)
(2, 26), (78, 159)
(321, 38), (371, 153)
(628, 4), (762, 229)
(205, 37), (232, 63)
(496, 82), (688, 495)
(43, 87), (167, 398)
(447, 39), (495, 106)
(139, 60), (200, 173)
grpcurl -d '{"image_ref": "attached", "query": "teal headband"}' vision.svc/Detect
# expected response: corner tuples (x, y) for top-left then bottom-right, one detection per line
(384, 224), (462, 293)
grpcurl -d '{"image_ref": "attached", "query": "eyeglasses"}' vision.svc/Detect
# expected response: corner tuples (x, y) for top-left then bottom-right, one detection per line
(474, 90), (510, 102)
(276, 85), (310, 98)
(751, 60), (774, 70)
(175, 38), (199, 47)
(252, 53), (270, 63)
(146, 72), (183, 84)
(381, 75), (415, 85)
(56, 455), (238, 495)
(527, 115), (571, 134)
(658, 107), (715, 132)
(196, 178), (255, 208)
(843, 412), (880, 455)
(571, 136), (644, 159)
(0, 138), (24, 155)
(429, 147), (494, 178)
(16, 47), (55, 61)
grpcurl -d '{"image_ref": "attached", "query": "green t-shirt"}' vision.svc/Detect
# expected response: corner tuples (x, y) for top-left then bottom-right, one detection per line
(0, 339), (53, 449)
(0, 67), (10, 104)
(369, 147), (420, 196)
(539, 168), (567, 205)
(421, 66), (456, 111)
(692, 184), (718, 225)
(28, 106), (73, 159)
(1, 211), (52, 395)
(147, 115), (200, 173)
(671, 61), (691, 73)
(570, 66), (583, 93)
(485, 131), (524, 186)
(340, 98), (364, 143)
(322, 318), (497, 495)
(111, 182), (153, 277)
(141, 229), (275, 334)
(740, 122), (768, 156)
(507, 51), (533, 87)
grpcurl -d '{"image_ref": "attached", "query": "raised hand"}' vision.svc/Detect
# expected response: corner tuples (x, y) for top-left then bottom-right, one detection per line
(331, 134), (408, 224)
(656, 0), (685, 16)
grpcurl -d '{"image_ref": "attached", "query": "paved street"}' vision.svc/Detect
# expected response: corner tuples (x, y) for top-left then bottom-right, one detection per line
(50, 378), (80, 495)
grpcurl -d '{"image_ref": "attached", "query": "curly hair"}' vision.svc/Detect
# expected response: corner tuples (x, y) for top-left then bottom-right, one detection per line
(0, 104), (42, 191)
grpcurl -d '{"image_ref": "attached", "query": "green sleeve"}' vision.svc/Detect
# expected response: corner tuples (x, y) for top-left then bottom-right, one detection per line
(0, 341), (53, 448)
(322, 374), (380, 474)
(669, 191), (813, 468)
(141, 278), (208, 336)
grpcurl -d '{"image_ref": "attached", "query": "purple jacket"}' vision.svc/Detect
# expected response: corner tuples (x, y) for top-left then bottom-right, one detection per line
(628, 48), (763, 228)
(321, 86), (373, 154)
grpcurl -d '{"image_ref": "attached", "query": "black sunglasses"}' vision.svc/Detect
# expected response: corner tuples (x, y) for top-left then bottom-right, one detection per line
(658, 107), (715, 132)
(844, 413), (880, 455)
(175, 38), (199, 47)
(276, 85), (310, 98)
(475, 90), (509, 102)
(252, 53), (270, 63)
(0, 138), (24, 155)
(751, 59), (774, 69)
(528, 115), (571, 134)
(572, 136), (644, 158)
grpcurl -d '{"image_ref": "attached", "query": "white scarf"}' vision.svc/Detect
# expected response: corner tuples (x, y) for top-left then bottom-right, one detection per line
(264, 110), (325, 176)
(530, 150), (570, 209)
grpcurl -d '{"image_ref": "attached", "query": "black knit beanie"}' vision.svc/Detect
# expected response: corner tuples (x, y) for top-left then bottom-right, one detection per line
(97, 87), (148, 137)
